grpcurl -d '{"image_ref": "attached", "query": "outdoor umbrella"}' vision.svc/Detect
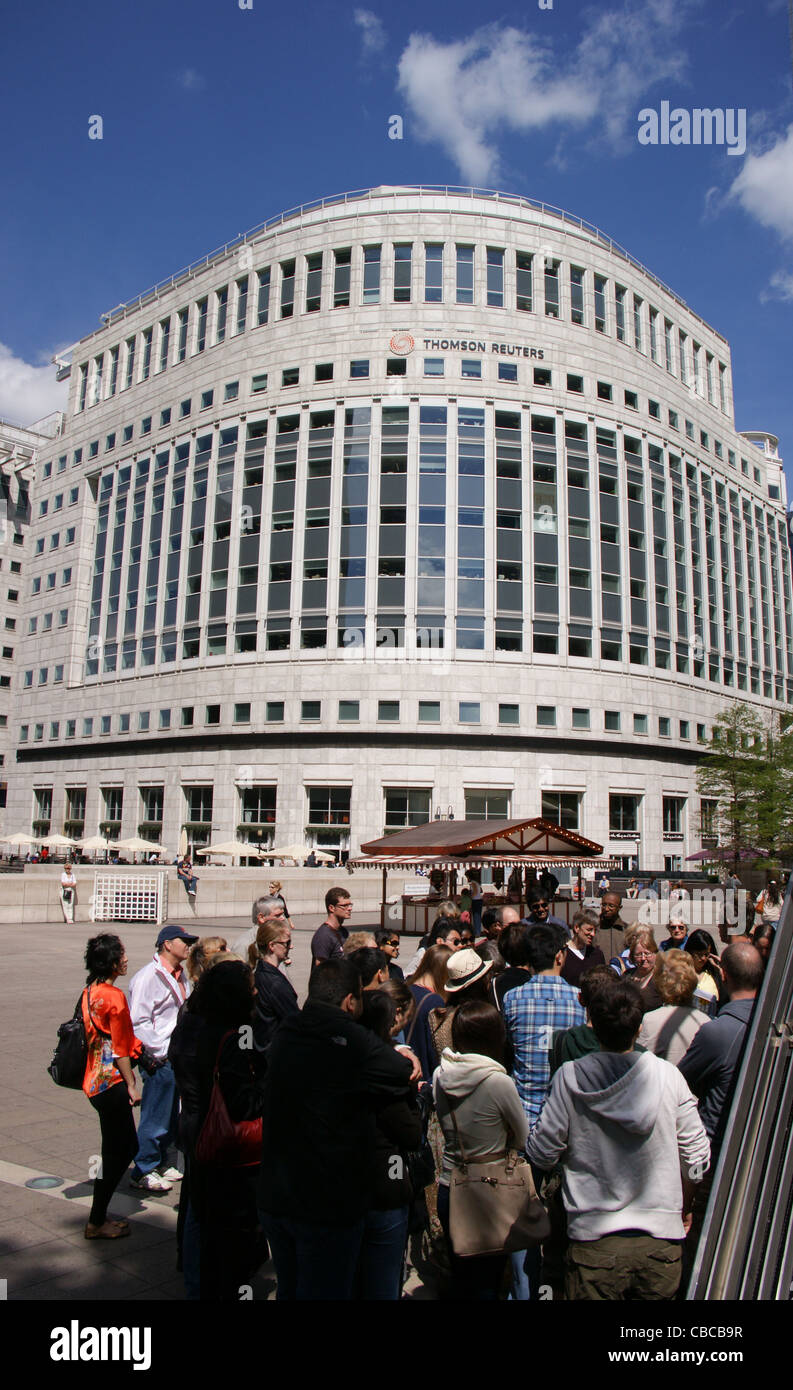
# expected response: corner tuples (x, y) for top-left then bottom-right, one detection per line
(115, 836), (167, 854)
(1, 832), (35, 846)
(39, 833), (78, 849)
(204, 839), (266, 857)
(268, 843), (336, 862)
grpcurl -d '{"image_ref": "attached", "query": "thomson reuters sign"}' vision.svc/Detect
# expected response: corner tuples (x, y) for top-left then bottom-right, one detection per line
(389, 332), (415, 355)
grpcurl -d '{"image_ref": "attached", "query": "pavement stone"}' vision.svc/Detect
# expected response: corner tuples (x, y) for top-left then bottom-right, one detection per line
(0, 912), (417, 1302)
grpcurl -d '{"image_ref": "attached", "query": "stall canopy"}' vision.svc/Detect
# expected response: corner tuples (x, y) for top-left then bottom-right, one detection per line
(351, 818), (613, 870)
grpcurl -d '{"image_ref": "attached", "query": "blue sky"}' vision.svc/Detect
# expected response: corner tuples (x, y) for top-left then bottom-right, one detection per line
(2, 0), (792, 481)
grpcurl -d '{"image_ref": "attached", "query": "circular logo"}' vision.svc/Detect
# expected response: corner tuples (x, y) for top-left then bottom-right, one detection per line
(389, 332), (415, 356)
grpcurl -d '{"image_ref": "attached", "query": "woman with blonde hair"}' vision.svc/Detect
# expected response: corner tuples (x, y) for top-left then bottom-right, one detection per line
(637, 949), (707, 1063)
(186, 936), (228, 984)
(623, 929), (663, 1012)
(248, 918), (298, 1052)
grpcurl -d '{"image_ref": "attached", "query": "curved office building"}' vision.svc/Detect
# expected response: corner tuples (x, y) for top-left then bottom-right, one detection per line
(12, 186), (792, 871)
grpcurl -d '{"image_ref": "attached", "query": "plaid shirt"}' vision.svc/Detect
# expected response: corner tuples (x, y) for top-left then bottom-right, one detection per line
(503, 974), (586, 1123)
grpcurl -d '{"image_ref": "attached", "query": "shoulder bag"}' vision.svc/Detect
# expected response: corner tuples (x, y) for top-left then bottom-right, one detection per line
(195, 1030), (263, 1167)
(447, 1103), (550, 1258)
(47, 987), (109, 1090)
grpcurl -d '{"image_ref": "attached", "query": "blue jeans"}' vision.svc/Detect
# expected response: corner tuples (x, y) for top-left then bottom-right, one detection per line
(260, 1212), (365, 1300)
(358, 1207), (409, 1300)
(131, 1061), (178, 1177)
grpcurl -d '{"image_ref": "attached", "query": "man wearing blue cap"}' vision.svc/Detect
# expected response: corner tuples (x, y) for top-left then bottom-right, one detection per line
(129, 926), (198, 1192)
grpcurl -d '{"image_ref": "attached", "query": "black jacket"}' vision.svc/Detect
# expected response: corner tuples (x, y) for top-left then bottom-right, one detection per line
(678, 997), (755, 1143)
(252, 959), (299, 1052)
(258, 1000), (413, 1225)
(169, 1011), (268, 1155)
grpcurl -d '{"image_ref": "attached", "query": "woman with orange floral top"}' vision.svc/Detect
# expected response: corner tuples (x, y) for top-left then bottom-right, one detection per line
(82, 933), (144, 1239)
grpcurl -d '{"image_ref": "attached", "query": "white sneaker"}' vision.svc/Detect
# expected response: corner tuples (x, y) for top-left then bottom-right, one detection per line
(157, 1167), (183, 1182)
(129, 1171), (172, 1193)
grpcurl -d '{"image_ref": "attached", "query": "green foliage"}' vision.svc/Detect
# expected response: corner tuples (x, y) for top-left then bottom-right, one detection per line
(696, 703), (793, 868)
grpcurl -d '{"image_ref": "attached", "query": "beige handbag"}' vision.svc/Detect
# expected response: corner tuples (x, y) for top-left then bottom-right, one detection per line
(447, 1106), (550, 1258)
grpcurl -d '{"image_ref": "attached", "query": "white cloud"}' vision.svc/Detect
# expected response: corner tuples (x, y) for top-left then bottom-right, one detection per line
(761, 270), (793, 303)
(397, 1), (699, 184)
(729, 125), (793, 243)
(178, 68), (205, 92)
(354, 9), (386, 58)
(0, 344), (68, 427)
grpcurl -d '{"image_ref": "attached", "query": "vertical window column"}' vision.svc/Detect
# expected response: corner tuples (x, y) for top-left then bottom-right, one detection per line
(456, 406), (486, 649)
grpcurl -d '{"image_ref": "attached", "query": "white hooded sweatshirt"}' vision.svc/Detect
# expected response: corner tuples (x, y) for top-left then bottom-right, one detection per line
(433, 1048), (529, 1186)
(526, 1050), (710, 1241)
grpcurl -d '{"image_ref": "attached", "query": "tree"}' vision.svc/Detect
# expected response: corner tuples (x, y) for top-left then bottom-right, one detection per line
(696, 704), (766, 872)
(697, 704), (793, 872)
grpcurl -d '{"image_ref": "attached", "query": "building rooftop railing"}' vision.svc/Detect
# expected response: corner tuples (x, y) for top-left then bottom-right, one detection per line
(96, 185), (726, 343)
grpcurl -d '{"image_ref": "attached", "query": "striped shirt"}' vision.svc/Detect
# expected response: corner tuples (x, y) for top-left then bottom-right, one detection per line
(503, 974), (586, 1123)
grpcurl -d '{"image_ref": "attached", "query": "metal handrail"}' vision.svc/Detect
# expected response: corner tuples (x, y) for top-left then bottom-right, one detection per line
(688, 882), (793, 1298)
(97, 185), (726, 341)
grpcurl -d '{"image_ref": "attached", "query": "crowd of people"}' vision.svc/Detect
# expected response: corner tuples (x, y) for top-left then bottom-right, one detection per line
(73, 878), (774, 1301)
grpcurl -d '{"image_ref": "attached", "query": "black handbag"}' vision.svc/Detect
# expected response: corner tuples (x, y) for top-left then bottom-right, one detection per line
(47, 988), (108, 1090)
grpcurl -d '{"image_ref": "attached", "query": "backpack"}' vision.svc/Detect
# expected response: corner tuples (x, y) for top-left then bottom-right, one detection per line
(47, 988), (108, 1090)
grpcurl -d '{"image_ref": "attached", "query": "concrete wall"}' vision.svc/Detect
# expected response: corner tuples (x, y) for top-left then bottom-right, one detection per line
(0, 865), (420, 926)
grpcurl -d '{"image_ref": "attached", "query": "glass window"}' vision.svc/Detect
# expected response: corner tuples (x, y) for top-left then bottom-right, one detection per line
(594, 275), (607, 333)
(334, 248), (351, 307)
(280, 260), (295, 318)
(542, 792), (580, 830)
(570, 266), (585, 325)
(205, 704), (221, 725)
(544, 259), (560, 318)
(461, 360), (481, 378)
(615, 285), (626, 341)
(456, 245), (474, 304)
(362, 245), (381, 304)
(315, 363), (333, 382)
(659, 716), (671, 737)
(266, 702), (285, 721)
(605, 711), (621, 731)
(572, 708), (590, 730)
(663, 796), (685, 834)
(301, 700), (321, 720)
(499, 704), (519, 725)
(537, 706), (556, 727)
(419, 701), (440, 722)
(305, 252), (322, 313)
(256, 267), (271, 325)
(609, 794), (641, 833)
(339, 700), (359, 721)
(393, 244), (412, 302)
(252, 373), (268, 393)
(424, 358), (444, 377)
(424, 243), (443, 302)
(195, 299), (208, 353)
(181, 707), (194, 727)
(516, 252), (533, 312)
(233, 703), (251, 723)
(350, 360), (369, 378)
(498, 362), (517, 382)
(224, 381), (239, 401)
(486, 248), (504, 307)
(459, 702), (480, 723)
(634, 713), (648, 734)
(378, 700), (400, 721)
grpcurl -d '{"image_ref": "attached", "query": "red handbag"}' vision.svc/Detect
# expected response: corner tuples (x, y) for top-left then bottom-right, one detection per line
(195, 1031), (263, 1167)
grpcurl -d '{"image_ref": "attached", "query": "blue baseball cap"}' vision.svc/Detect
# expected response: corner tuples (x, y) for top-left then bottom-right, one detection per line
(156, 925), (198, 949)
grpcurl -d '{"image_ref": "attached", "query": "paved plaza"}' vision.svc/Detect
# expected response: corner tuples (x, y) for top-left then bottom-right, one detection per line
(0, 909), (399, 1302)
